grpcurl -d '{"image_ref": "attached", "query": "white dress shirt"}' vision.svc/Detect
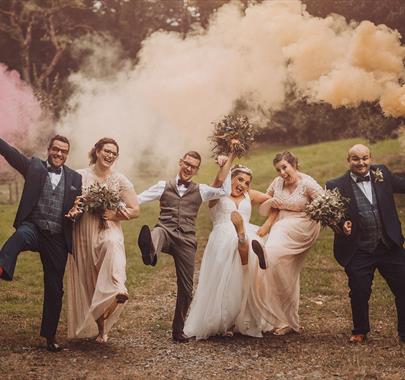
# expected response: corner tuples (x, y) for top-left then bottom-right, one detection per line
(138, 173), (231, 204)
(46, 162), (63, 190)
(350, 171), (373, 203)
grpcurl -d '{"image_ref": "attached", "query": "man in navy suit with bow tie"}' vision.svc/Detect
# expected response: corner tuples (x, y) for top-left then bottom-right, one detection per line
(0, 136), (82, 351)
(326, 144), (405, 344)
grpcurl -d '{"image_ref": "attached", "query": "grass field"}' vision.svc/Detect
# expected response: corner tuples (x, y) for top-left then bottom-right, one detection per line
(1, 137), (404, 378)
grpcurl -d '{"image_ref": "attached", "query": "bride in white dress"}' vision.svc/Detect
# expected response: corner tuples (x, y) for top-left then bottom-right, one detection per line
(184, 165), (270, 340)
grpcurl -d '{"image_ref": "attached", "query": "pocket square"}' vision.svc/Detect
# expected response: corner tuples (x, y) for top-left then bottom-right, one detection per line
(70, 185), (78, 191)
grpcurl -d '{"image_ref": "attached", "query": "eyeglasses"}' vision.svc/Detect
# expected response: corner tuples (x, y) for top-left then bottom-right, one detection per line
(102, 148), (118, 157)
(181, 160), (199, 171)
(49, 146), (69, 155)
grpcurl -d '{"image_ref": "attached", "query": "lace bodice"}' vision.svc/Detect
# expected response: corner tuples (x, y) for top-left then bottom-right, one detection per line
(266, 173), (323, 212)
(78, 167), (133, 195)
(210, 194), (252, 226)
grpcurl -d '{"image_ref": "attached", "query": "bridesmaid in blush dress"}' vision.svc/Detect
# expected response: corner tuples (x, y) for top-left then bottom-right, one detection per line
(66, 138), (139, 343)
(252, 151), (323, 336)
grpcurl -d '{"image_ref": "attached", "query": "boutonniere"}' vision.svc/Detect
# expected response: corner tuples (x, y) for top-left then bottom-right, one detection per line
(371, 168), (384, 183)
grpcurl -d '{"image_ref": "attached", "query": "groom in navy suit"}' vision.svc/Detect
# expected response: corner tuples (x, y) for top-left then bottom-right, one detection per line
(326, 144), (405, 344)
(0, 136), (82, 351)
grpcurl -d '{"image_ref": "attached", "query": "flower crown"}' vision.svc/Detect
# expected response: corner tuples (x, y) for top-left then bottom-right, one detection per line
(231, 164), (253, 176)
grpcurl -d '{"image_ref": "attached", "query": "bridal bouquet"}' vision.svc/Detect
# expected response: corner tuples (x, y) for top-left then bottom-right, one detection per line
(82, 182), (123, 229)
(305, 188), (349, 228)
(208, 114), (255, 158)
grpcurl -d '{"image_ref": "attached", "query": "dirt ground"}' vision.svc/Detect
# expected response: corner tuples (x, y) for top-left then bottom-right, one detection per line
(1, 255), (405, 380)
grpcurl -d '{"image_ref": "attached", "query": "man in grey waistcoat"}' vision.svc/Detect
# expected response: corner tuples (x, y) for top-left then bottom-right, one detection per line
(0, 136), (82, 351)
(326, 144), (405, 344)
(137, 150), (234, 342)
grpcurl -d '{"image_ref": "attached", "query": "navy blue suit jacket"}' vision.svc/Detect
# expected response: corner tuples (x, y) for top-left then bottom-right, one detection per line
(326, 164), (405, 267)
(0, 138), (82, 253)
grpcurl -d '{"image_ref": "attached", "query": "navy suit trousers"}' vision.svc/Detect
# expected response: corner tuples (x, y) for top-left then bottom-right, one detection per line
(0, 221), (68, 338)
(345, 242), (405, 336)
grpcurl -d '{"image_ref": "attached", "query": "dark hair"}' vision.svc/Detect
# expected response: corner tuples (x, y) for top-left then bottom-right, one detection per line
(273, 151), (299, 169)
(89, 137), (119, 165)
(183, 151), (201, 164)
(48, 135), (70, 150)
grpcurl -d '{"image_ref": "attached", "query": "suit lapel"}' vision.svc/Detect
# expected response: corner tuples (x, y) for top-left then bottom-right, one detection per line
(39, 160), (48, 191)
(63, 166), (72, 212)
(370, 167), (385, 209)
(341, 171), (359, 221)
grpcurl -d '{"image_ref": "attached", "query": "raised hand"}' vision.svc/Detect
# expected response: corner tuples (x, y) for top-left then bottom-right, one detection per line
(65, 196), (84, 220)
(343, 220), (352, 236)
(216, 155), (228, 167)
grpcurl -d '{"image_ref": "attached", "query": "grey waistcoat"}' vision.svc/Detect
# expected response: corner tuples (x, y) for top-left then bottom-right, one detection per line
(351, 181), (385, 252)
(157, 180), (202, 238)
(30, 173), (65, 233)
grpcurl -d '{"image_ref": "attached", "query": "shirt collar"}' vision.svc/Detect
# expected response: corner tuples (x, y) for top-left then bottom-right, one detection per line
(46, 160), (63, 175)
(350, 171), (370, 182)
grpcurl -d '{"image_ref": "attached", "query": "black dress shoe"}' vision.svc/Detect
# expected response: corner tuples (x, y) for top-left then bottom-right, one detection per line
(399, 335), (405, 344)
(46, 341), (63, 352)
(138, 225), (156, 266)
(172, 332), (190, 343)
(251, 240), (267, 270)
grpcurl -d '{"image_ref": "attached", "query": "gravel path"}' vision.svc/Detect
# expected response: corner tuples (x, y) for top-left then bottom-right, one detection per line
(1, 257), (405, 379)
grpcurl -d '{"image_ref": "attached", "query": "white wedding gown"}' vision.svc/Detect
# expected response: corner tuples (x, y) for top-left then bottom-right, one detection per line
(184, 194), (266, 340)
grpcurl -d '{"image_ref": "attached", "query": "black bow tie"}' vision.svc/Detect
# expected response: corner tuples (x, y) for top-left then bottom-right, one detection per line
(48, 166), (62, 175)
(177, 179), (191, 188)
(356, 175), (370, 183)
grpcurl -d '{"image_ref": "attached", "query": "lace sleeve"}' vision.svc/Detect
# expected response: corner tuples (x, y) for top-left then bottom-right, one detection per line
(117, 173), (134, 193)
(266, 177), (277, 196)
(304, 175), (323, 201)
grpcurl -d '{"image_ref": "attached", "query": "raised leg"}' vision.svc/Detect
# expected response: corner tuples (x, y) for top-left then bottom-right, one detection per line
(231, 211), (249, 265)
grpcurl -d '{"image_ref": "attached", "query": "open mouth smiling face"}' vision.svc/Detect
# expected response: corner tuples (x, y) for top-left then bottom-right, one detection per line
(97, 143), (118, 167)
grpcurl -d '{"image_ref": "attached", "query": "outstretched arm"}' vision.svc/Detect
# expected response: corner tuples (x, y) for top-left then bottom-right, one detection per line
(211, 151), (236, 188)
(137, 181), (166, 204)
(257, 208), (279, 237)
(0, 138), (31, 176)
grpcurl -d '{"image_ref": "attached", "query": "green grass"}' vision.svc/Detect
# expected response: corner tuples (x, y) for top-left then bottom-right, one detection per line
(1, 137), (404, 349)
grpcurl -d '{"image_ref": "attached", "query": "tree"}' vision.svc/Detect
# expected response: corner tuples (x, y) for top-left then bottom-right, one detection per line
(0, 0), (97, 116)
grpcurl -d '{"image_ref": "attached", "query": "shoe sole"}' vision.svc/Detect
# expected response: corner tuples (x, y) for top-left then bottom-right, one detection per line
(138, 225), (153, 265)
(252, 240), (267, 270)
(116, 293), (129, 304)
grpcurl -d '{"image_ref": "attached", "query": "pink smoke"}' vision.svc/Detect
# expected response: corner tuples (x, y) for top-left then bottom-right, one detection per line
(0, 63), (42, 146)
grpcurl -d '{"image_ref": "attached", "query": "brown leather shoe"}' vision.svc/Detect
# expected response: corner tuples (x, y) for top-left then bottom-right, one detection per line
(349, 334), (367, 343)
(172, 332), (190, 343)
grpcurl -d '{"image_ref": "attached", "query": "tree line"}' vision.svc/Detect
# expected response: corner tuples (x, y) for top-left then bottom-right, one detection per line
(1, 0), (404, 143)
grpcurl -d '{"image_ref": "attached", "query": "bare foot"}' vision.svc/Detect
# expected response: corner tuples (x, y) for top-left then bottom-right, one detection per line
(96, 334), (109, 343)
(273, 326), (298, 336)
